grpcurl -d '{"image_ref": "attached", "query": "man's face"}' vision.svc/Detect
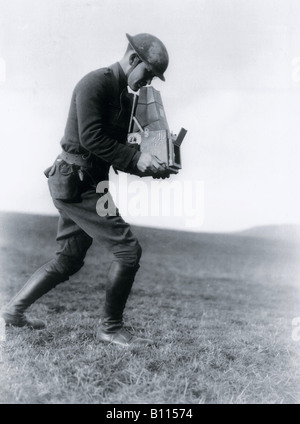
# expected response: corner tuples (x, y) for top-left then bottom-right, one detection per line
(127, 61), (156, 92)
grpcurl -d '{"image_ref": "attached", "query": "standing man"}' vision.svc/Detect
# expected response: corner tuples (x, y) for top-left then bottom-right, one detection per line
(1, 33), (171, 347)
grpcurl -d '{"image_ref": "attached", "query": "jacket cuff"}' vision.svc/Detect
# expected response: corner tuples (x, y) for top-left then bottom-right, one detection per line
(126, 150), (142, 174)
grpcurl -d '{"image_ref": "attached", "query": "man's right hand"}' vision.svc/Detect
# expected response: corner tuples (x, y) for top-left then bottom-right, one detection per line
(136, 152), (167, 176)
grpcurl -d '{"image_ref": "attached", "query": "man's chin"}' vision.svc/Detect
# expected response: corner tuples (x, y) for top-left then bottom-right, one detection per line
(128, 82), (139, 92)
(131, 81), (148, 92)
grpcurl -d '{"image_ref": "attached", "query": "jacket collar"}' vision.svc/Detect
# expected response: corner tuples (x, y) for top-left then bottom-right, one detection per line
(108, 62), (128, 94)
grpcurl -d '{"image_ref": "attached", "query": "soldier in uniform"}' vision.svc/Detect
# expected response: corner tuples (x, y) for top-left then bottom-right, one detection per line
(1, 33), (171, 347)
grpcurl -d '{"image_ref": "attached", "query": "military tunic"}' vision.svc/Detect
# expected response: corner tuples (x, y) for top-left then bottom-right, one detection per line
(45, 62), (142, 278)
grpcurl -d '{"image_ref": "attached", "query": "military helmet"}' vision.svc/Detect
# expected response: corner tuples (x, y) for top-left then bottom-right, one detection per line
(126, 33), (169, 81)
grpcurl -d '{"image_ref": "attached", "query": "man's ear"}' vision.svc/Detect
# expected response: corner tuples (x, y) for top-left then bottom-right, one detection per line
(129, 53), (141, 67)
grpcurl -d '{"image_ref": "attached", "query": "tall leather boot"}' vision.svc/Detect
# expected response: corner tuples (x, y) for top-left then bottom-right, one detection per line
(1, 263), (67, 329)
(96, 261), (153, 347)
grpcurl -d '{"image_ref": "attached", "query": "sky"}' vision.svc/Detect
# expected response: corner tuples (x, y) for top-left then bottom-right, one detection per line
(0, 0), (300, 232)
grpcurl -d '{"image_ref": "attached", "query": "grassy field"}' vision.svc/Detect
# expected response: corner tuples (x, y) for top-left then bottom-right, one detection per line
(0, 211), (299, 404)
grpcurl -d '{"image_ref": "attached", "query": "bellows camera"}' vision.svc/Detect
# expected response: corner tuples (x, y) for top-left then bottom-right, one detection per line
(127, 87), (187, 172)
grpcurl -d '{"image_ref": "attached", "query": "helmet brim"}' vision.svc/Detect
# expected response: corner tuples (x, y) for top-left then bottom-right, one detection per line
(126, 33), (166, 81)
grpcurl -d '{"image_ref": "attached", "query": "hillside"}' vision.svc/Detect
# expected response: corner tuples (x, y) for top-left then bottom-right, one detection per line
(0, 212), (299, 404)
(1, 211), (299, 290)
(236, 224), (300, 242)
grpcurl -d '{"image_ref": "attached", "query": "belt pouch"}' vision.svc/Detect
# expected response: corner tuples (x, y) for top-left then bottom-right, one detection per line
(45, 160), (80, 201)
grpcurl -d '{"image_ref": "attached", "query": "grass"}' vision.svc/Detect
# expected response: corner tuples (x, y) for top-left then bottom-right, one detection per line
(0, 212), (299, 404)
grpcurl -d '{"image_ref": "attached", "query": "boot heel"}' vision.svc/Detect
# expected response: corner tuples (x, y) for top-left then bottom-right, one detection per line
(1, 310), (46, 329)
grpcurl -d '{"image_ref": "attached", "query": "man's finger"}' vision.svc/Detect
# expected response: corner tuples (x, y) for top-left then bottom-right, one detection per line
(150, 163), (163, 173)
(152, 158), (163, 167)
(153, 156), (166, 167)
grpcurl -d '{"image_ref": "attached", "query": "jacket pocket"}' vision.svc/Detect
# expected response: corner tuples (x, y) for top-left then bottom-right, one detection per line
(45, 160), (81, 201)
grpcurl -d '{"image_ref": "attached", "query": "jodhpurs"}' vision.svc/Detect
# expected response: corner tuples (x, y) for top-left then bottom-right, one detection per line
(46, 187), (142, 279)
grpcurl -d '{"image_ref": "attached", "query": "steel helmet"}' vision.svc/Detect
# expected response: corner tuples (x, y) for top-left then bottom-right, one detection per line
(126, 33), (169, 81)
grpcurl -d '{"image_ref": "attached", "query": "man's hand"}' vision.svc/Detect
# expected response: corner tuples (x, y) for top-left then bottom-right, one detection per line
(137, 152), (167, 176)
(152, 168), (178, 179)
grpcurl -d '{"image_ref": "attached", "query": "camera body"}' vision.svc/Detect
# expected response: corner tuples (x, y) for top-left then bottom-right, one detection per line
(127, 87), (187, 172)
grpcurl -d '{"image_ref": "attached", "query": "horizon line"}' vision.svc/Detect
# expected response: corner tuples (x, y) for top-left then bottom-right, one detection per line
(0, 209), (299, 236)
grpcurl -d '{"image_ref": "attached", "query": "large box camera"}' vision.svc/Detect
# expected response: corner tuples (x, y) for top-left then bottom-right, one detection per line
(127, 87), (187, 172)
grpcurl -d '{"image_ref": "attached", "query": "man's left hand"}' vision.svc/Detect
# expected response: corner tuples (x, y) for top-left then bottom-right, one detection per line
(152, 169), (178, 179)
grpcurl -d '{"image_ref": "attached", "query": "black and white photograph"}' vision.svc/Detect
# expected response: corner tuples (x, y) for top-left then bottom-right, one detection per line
(0, 0), (299, 406)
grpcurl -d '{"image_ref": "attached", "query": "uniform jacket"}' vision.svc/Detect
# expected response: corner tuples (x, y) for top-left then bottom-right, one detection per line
(60, 62), (141, 179)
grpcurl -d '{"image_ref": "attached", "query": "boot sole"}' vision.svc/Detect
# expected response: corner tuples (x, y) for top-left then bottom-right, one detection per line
(2, 312), (46, 330)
